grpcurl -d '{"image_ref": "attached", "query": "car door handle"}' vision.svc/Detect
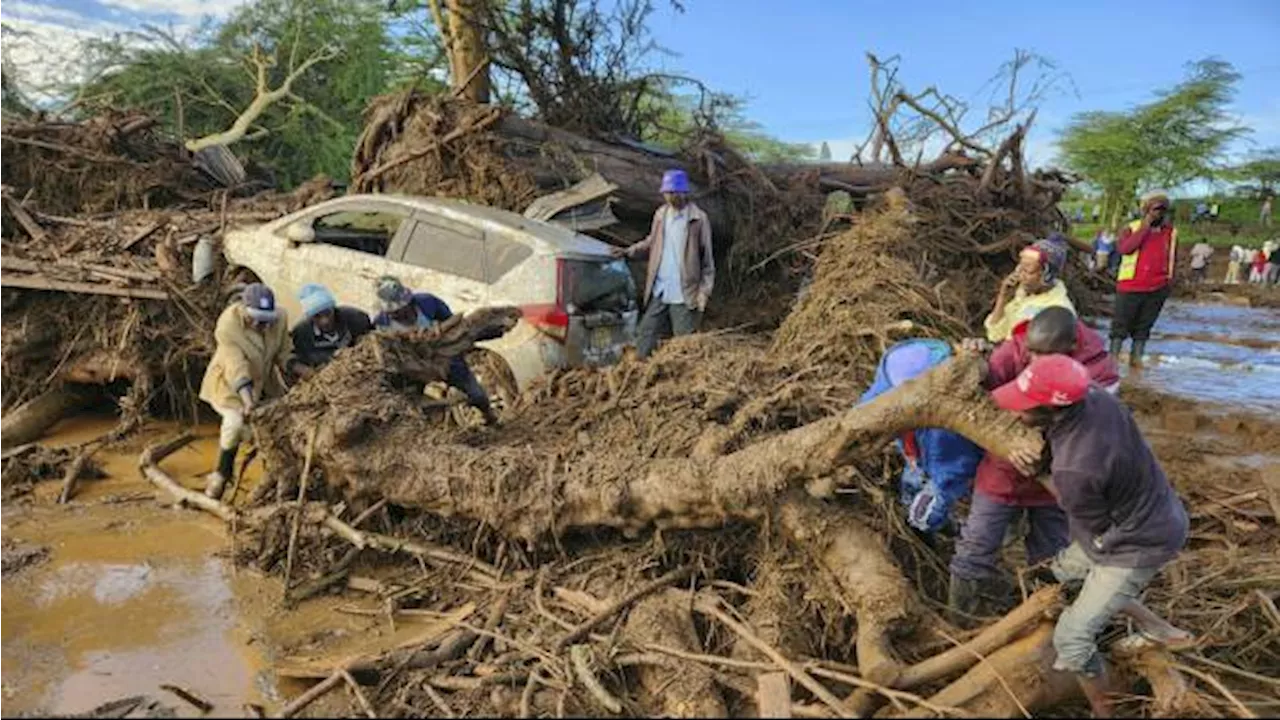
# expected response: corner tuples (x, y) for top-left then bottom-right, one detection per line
(456, 291), (480, 302)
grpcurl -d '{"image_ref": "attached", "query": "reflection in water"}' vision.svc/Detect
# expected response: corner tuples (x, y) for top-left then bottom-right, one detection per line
(1094, 300), (1280, 413)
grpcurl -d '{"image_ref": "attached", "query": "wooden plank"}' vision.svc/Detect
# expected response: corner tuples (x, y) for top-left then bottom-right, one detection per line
(3, 196), (47, 242)
(119, 222), (161, 251)
(0, 273), (168, 300)
(0, 256), (41, 273)
(757, 671), (793, 718)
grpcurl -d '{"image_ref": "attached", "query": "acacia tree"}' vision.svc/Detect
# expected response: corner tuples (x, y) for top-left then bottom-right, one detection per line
(73, 0), (397, 186)
(1056, 58), (1248, 226)
(1228, 147), (1280, 196)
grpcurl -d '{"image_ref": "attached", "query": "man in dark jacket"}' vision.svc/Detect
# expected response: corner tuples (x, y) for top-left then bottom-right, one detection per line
(994, 354), (1193, 718)
(290, 283), (373, 370)
(372, 275), (498, 425)
(949, 307), (1121, 621)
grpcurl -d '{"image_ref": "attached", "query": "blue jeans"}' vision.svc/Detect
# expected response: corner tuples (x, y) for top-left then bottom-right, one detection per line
(949, 490), (1069, 581)
(1050, 542), (1161, 676)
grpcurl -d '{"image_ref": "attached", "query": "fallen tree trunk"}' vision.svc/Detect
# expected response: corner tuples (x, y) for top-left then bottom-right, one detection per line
(1, 385), (88, 446)
(270, 347), (1042, 542)
(623, 589), (728, 717)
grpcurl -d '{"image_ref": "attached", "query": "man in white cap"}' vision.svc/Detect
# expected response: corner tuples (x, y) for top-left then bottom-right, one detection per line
(1111, 190), (1177, 368)
(290, 283), (373, 370)
(200, 283), (303, 499)
(613, 168), (715, 359)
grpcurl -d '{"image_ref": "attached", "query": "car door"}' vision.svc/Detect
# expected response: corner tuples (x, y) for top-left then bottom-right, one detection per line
(388, 211), (490, 313)
(276, 202), (417, 319)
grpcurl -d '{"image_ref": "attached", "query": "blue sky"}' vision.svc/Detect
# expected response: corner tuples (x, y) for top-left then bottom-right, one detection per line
(5, 0), (1278, 173)
(642, 0), (1280, 168)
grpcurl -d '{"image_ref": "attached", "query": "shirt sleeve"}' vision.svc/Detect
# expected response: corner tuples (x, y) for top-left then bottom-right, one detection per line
(985, 340), (1022, 390)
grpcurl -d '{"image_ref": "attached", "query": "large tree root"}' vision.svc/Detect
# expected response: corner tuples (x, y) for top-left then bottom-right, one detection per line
(622, 589), (728, 717)
(263, 348), (1041, 543)
(896, 622), (1081, 718)
(778, 492), (915, 686)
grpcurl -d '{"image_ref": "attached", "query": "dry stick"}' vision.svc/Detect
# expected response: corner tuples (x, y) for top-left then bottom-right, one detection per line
(320, 512), (500, 579)
(693, 594), (852, 717)
(898, 585), (1062, 689)
(1173, 663), (1259, 719)
(57, 445), (96, 504)
(421, 680), (456, 718)
(276, 670), (344, 718)
(554, 566), (694, 651)
(933, 627), (1031, 719)
(1185, 654), (1280, 690)
(340, 670), (377, 719)
(282, 427), (319, 602)
(140, 434), (238, 522)
(804, 665), (961, 717)
(570, 644), (623, 714)
(159, 683), (214, 713)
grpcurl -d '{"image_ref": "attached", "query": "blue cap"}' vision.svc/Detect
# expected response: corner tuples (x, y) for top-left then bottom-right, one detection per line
(660, 169), (690, 194)
(299, 283), (337, 320)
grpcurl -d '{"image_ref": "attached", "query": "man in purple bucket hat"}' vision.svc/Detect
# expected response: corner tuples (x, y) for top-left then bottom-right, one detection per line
(612, 168), (715, 359)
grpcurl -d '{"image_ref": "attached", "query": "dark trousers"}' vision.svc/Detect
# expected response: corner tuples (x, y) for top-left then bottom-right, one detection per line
(447, 359), (492, 413)
(1110, 286), (1170, 342)
(636, 300), (702, 359)
(950, 490), (1070, 581)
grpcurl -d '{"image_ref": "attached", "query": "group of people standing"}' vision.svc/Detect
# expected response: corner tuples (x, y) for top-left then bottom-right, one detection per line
(198, 275), (500, 500)
(1225, 241), (1280, 285)
(864, 190), (1193, 717)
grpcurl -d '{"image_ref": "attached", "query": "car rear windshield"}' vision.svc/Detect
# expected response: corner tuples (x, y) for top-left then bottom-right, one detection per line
(563, 258), (636, 314)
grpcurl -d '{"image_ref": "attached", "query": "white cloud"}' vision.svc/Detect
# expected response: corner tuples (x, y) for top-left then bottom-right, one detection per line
(98, 0), (244, 21)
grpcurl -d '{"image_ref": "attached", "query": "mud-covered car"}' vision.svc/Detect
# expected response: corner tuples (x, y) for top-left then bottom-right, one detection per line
(222, 194), (638, 399)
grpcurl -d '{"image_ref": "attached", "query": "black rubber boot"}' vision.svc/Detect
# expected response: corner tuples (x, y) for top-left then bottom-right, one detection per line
(205, 446), (238, 500)
(1130, 340), (1147, 369)
(948, 575), (985, 628)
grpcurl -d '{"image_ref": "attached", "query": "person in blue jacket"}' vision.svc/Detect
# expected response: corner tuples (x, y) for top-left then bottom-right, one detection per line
(372, 275), (499, 425)
(859, 339), (984, 535)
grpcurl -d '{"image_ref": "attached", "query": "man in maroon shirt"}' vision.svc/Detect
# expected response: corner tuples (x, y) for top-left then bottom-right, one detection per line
(949, 307), (1120, 622)
(1111, 190), (1178, 368)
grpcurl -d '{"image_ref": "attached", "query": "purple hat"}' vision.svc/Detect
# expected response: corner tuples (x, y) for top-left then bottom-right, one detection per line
(884, 339), (952, 387)
(241, 283), (279, 322)
(660, 169), (690, 194)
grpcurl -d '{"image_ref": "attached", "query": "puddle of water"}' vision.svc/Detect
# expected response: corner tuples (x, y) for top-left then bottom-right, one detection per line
(2, 418), (273, 717)
(1095, 300), (1280, 414)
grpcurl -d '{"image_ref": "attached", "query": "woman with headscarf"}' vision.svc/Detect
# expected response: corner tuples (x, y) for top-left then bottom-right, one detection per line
(983, 233), (1075, 343)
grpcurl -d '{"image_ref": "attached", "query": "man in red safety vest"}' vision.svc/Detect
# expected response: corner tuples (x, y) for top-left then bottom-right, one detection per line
(1110, 190), (1177, 368)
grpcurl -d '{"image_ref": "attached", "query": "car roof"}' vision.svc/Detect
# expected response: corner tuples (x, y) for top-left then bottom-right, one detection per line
(276, 193), (616, 257)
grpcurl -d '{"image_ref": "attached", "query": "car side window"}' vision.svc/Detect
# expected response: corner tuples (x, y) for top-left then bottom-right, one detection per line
(485, 235), (533, 283)
(310, 210), (408, 256)
(400, 217), (486, 282)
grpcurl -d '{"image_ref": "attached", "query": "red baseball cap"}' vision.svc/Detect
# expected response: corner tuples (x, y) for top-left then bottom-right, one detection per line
(991, 354), (1090, 412)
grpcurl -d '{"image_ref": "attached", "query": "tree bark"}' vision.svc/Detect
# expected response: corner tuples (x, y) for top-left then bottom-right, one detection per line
(1, 385), (87, 447)
(445, 0), (491, 103)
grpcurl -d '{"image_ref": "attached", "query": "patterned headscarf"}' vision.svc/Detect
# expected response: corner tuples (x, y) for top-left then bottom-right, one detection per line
(1027, 232), (1069, 284)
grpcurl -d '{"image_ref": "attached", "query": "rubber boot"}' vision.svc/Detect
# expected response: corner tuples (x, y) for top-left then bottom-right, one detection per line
(205, 446), (237, 500)
(947, 575), (984, 628)
(1129, 340), (1147, 369)
(1108, 337), (1124, 360)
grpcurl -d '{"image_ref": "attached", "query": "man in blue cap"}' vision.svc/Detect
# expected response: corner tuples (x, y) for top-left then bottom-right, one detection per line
(200, 283), (303, 499)
(612, 168), (715, 359)
(290, 283), (373, 371)
(859, 339), (983, 537)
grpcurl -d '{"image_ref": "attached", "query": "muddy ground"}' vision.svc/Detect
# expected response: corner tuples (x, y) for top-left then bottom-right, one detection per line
(2, 296), (1278, 717)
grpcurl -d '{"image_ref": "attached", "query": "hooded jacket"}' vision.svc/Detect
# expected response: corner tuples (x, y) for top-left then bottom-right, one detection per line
(859, 340), (983, 532)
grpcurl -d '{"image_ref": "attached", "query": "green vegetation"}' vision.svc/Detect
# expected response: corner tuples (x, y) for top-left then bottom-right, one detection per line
(1055, 59), (1249, 228)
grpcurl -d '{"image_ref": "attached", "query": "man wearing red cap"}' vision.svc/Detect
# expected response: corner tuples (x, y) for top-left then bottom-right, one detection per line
(949, 307), (1120, 621)
(614, 169), (715, 359)
(993, 354), (1193, 718)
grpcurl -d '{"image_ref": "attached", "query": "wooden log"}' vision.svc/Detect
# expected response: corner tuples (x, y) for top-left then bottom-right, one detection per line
(0, 273), (168, 300)
(756, 673), (793, 719)
(2, 385), (88, 447)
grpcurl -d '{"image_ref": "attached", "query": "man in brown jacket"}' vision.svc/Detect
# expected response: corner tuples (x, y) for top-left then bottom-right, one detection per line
(613, 169), (715, 359)
(199, 283), (303, 499)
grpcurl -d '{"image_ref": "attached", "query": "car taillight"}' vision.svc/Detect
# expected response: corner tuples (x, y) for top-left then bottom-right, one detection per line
(522, 258), (571, 342)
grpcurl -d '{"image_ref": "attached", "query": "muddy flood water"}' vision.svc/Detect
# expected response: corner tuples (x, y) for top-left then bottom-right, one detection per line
(2, 296), (1278, 717)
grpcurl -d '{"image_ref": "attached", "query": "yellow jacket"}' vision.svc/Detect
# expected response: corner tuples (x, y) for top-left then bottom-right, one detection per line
(983, 280), (1075, 342)
(200, 304), (294, 410)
